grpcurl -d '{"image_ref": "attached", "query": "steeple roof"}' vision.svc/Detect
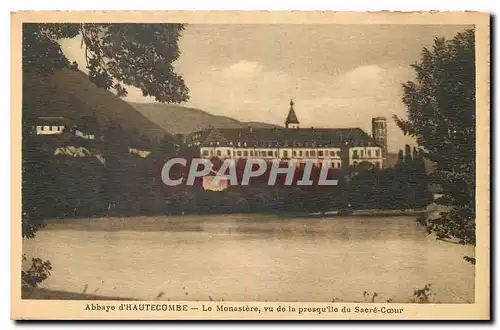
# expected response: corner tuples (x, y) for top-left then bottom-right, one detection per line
(285, 99), (299, 125)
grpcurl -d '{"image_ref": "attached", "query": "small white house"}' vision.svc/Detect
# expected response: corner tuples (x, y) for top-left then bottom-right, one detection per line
(35, 117), (66, 135)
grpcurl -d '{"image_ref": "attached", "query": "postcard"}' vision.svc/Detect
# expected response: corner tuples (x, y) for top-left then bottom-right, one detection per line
(11, 11), (490, 320)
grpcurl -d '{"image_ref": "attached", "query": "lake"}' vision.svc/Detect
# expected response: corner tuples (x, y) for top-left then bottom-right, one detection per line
(22, 214), (475, 303)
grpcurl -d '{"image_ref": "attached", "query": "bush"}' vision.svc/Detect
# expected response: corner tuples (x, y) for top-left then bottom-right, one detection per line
(21, 254), (52, 288)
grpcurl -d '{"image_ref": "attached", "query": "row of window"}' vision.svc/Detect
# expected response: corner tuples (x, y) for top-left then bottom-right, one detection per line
(203, 150), (276, 157)
(208, 141), (347, 148)
(352, 149), (380, 158)
(38, 125), (63, 132)
(202, 149), (342, 158)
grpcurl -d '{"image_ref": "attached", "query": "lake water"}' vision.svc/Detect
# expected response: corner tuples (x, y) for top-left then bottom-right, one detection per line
(22, 214), (475, 303)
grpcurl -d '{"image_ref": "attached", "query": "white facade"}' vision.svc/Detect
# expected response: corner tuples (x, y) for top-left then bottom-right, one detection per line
(200, 146), (344, 168)
(349, 146), (383, 168)
(35, 124), (65, 135)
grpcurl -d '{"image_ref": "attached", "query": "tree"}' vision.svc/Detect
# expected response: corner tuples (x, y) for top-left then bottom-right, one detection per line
(394, 29), (476, 252)
(23, 23), (189, 103)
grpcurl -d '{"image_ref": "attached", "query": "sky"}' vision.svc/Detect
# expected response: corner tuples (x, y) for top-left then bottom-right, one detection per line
(60, 24), (470, 153)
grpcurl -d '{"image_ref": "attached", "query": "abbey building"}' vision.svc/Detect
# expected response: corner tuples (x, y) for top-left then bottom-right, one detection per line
(186, 100), (388, 169)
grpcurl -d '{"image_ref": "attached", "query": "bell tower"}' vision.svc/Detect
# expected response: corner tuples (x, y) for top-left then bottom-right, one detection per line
(285, 99), (300, 129)
(372, 117), (388, 165)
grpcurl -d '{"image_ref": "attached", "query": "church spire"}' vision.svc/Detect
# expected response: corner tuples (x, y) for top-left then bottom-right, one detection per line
(285, 99), (300, 129)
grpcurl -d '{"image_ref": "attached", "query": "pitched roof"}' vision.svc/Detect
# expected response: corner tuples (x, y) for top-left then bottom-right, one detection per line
(285, 99), (299, 125)
(285, 107), (299, 124)
(199, 127), (376, 148)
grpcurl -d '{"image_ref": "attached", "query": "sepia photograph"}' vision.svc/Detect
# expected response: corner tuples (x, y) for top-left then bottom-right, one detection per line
(11, 11), (490, 320)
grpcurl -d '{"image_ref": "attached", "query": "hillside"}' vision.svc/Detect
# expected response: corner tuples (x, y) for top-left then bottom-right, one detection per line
(130, 102), (279, 135)
(23, 68), (168, 140)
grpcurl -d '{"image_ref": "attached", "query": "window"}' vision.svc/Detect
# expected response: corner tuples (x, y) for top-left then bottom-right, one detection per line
(283, 150), (288, 158)
(40, 126), (44, 131)
(305, 151), (309, 157)
(353, 150), (359, 159)
(227, 149), (231, 156)
(368, 150), (371, 157)
(49, 126), (53, 131)
(360, 150), (364, 157)
(57, 126), (61, 132)
(336, 151), (340, 157)
(376, 150), (380, 157)
(217, 150), (222, 156)
(318, 151), (324, 157)
(210, 150), (214, 156)
(237, 151), (242, 156)
(243, 151), (248, 157)
(299, 150), (303, 157)
(310, 150), (316, 157)
(330, 151), (334, 157)
(250, 151), (254, 156)
(266, 151), (273, 157)
(202, 150), (209, 156)
(292, 151), (297, 157)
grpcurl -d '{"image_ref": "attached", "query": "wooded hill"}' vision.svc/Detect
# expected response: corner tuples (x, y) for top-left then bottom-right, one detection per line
(23, 67), (168, 141)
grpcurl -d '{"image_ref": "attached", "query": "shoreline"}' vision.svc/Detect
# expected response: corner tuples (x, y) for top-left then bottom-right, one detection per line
(22, 286), (134, 300)
(33, 208), (430, 223)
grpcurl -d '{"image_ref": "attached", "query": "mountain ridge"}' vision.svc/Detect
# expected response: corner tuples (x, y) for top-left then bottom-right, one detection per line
(130, 102), (279, 136)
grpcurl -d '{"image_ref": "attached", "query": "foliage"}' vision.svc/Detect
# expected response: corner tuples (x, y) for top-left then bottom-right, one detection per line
(23, 23), (189, 102)
(394, 29), (476, 248)
(348, 148), (432, 210)
(411, 284), (434, 303)
(21, 254), (53, 288)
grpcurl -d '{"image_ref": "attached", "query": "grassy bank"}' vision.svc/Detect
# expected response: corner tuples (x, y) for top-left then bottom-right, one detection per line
(21, 287), (134, 300)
